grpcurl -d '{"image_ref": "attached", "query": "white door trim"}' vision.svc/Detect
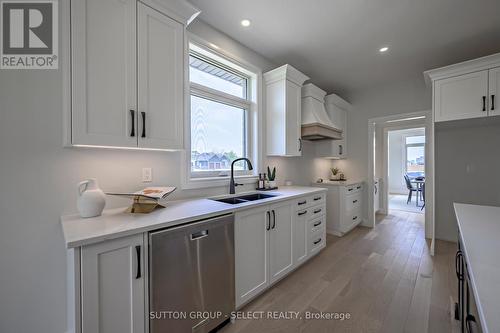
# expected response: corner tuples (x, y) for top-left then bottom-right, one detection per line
(367, 110), (435, 255)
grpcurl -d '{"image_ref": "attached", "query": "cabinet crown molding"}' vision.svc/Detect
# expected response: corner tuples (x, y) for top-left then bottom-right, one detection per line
(302, 83), (326, 102)
(140, 0), (200, 25)
(263, 64), (309, 86)
(424, 52), (500, 84)
(325, 93), (352, 111)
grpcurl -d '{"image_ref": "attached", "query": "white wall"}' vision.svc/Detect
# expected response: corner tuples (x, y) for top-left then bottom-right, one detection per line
(388, 128), (425, 194)
(435, 117), (500, 242)
(332, 75), (431, 182)
(0, 16), (330, 333)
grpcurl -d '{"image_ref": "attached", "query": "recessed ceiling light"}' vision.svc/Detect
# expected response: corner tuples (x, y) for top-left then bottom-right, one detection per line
(241, 19), (251, 27)
(379, 46), (389, 53)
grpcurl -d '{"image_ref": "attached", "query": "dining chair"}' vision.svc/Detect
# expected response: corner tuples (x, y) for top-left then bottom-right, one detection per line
(404, 174), (420, 204)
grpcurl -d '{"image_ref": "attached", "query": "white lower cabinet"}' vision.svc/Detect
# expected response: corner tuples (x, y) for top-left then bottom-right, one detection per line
(234, 206), (270, 308)
(293, 207), (309, 265)
(314, 182), (364, 237)
(235, 193), (327, 308)
(268, 202), (294, 284)
(81, 234), (145, 333)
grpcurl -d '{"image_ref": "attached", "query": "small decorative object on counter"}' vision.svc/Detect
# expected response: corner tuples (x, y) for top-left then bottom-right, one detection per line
(316, 178), (324, 183)
(330, 167), (341, 181)
(258, 173), (265, 189)
(339, 173), (346, 180)
(267, 166), (277, 188)
(256, 169), (278, 191)
(106, 186), (176, 213)
(77, 178), (106, 218)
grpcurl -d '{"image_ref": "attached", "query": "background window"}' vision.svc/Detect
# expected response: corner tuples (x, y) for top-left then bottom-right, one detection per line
(406, 135), (425, 177)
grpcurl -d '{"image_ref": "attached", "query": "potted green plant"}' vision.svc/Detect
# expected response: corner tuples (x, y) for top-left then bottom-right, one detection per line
(330, 167), (340, 180)
(267, 166), (277, 188)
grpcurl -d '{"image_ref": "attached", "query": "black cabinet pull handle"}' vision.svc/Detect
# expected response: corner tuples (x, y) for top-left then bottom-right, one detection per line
(356, 186), (361, 189)
(298, 210), (307, 216)
(455, 251), (464, 280)
(266, 211), (271, 231)
(141, 112), (146, 138)
(314, 238), (322, 245)
(352, 216), (358, 220)
(353, 200), (358, 203)
(482, 96), (486, 111)
(339, 144), (343, 155)
(314, 196), (321, 201)
(298, 138), (302, 152)
(314, 209), (322, 214)
(348, 188), (353, 192)
(492, 95), (495, 111)
(272, 210), (276, 229)
(298, 200), (307, 206)
(130, 110), (135, 137)
(135, 245), (141, 279)
(313, 221), (322, 227)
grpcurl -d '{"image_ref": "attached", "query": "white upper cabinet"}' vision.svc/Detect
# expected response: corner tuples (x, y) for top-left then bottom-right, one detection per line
(264, 65), (309, 157)
(425, 53), (500, 123)
(434, 71), (489, 122)
(71, 0), (137, 148)
(316, 93), (351, 158)
(489, 67), (500, 116)
(137, 3), (184, 149)
(69, 0), (199, 149)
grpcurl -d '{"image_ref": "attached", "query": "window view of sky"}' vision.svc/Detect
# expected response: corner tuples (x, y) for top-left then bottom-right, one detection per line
(406, 136), (425, 174)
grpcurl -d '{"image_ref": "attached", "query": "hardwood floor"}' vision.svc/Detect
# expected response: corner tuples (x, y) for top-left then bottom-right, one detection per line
(221, 210), (457, 333)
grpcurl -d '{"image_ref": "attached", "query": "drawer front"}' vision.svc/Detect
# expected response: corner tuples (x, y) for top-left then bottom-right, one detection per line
(345, 192), (362, 212)
(294, 192), (325, 210)
(308, 215), (325, 233)
(309, 203), (326, 219)
(308, 228), (326, 254)
(344, 183), (363, 195)
(341, 209), (362, 233)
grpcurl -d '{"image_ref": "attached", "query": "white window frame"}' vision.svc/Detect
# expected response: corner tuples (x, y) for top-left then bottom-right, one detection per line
(182, 36), (262, 189)
(404, 135), (425, 175)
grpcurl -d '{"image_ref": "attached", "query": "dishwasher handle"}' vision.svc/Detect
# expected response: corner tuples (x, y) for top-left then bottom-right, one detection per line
(191, 230), (209, 240)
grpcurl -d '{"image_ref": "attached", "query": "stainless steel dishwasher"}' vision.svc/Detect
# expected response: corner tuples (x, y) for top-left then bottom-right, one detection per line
(149, 213), (235, 333)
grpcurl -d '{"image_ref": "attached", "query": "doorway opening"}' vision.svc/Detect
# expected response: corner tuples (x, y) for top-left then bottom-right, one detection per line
(388, 128), (425, 214)
(368, 110), (435, 255)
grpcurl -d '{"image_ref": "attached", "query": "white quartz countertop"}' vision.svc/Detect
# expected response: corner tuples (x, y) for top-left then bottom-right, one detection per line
(454, 203), (500, 333)
(312, 179), (365, 186)
(61, 186), (326, 248)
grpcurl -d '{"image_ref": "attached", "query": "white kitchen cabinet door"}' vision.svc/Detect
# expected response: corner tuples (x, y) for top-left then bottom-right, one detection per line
(264, 65), (309, 157)
(293, 208), (309, 265)
(434, 70), (489, 122)
(137, 3), (184, 149)
(269, 201), (294, 284)
(71, 0), (137, 147)
(235, 206), (270, 308)
(316, 105), (347, 158)
(489, 67), (500, 117)
(284, 80), (303, 156)
(81, 234), (145, 333)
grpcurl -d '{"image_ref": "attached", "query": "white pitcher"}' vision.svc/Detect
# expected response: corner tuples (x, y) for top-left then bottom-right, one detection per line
(77, 178), (106, 218)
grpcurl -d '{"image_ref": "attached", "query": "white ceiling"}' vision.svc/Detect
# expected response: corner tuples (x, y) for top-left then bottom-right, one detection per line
(190, 0), (500, 96)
